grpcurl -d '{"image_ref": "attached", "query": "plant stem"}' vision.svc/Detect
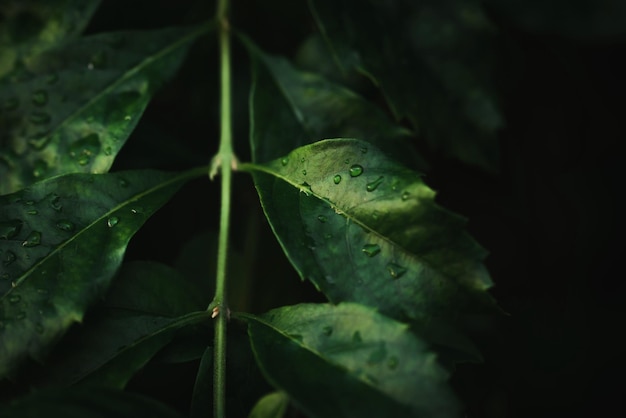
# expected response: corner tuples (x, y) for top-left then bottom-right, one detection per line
(212, 0), (233, 417)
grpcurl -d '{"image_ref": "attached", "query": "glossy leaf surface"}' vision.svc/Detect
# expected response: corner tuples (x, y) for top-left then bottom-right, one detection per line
(0, 167), (205, 379)
(309, 0), (504, 172)
(0, 385), (185, 418)
(0, 23), (211, 194)
(243, 139), (495, 325)
(244, 303), (459, 418)
(30, 261), (209, 389)
(248, 391), (289, 418)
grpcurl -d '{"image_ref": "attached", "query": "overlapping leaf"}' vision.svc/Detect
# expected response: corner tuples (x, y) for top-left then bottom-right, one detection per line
(0, 385), (185, 418)
(244, 36), (424, 170)
(243, 139), (495, 326)
(243, 303), (460, 418)
(0, 0), (101, 79)
(248, 391), (289, 418)
(30, 261), (210, 389)
(0, 166), (205, 379)
(0, 23), (212, 194)
(309, 0), (504, 172)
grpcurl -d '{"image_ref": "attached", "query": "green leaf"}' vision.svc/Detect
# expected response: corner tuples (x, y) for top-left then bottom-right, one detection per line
(0, 23), (212, 195)
(0, 0), (101, 79)
(242, 303), (460, 418)
(242, 139), (495, 324)
(0, 166), (206, 379)
(309, 0), (504, 173)
(244, 35), (425, 170)
(0, 385), (185, 418)
(190, 346), (214, 418)
(248, 391), (289, 418)
(29, 261), (209, 389)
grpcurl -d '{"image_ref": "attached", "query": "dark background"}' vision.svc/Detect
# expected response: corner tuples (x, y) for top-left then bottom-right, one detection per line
(85, 1), (625, 417)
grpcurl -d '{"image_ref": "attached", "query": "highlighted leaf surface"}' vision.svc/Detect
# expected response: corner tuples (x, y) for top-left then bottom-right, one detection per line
(0, 24), (210, 194)
(0, 167), (204, 379)
(245, 139), (495, 325)
(244, 303), (459, 418)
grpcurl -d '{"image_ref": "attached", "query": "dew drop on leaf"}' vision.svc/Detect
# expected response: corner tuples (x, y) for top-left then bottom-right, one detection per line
(107, 216), (120, 228)
(322, 326), (333, 336)
(3, 97), (19, 111)
(56, 220), (74, 232)
(362, 243), (381, 257)
(360, 146), (368, 154)
(70, 133), (101, 166)
(22, 231), (42, 247)
(349, 164), (364, 177)
(302, 169), (307, 176)
(0, 220), (23, 239)
(386, 262), (407, 279)
(317, 215), (327, 223)
(300, 157), (306, 163)
(333, 174), (342, 184)
(281, 157), (288, 166)
(32, 159), (48, 178)
(32, 90), (48, 106)
(49, 194), (62, 211)
(29, 111), (51, 125)
(118, 178), (129, 188)
(366, 176), (384, 192)
(3, 251), (16, 265)
(401, 191), (410, 201)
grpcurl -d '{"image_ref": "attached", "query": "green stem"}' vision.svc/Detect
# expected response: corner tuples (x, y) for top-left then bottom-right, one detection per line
(212, 0), (233, 417)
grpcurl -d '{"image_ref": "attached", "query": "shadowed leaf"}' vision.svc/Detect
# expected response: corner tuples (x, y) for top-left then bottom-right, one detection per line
(0, 166), (206, 379)
(248, 391), (289, 418)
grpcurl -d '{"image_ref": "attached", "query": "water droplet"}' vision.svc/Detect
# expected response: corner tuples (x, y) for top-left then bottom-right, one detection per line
(107, 216), (119, 227)
(70, 133), (101, 166)
(387, 356), (399, 369)
(9, 295), (21, 303)
(49, 194), (62, 211)
(360, 146), (368, 154)
(386, 263), (407, 279)
(333, 174), (342, 184)
(11, 281), (17, 288)
(32, 159), (48, 178)
(118, 178), (129, 187)
(352, 331), (363, 343)
(362, 244), (381, 257)
(372, 210), (380, 221)
(26, 209), (38, 215)
(45, 73), (59, 85)
(322, 326), (333, 336)
(281, 157), (288, 166)
(29, 111), (51, 125)
(22, 231), (42, 247)
(16, 312), (26, 320)
(300, 157), (306, 163)
(3, 97), (19, 111)
(344, 158), (350, 164)
(56, 220), (74, 231)
(317, 215), (327, 223)
(302, 169), (307, 176)
(130, 207), (144, 215)
(300, 182), (312, 196)
(104, 146), (112, 155)
(32, 90), (48, 106)
(401, 191), (410, 201)
(3, 250), (16, 266)
(0, 220), (23, 239)
(349, 164), (363, 177)
(124, 115), (132, 122)
(366, 176), (384, 192)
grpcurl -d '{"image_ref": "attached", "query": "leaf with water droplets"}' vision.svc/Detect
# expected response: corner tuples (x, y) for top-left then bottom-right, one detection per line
(0, 166), (205, 380)
(0, 23), (212, 194)
(242, 138), (498, 364)
(242, 303), (459, 418)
